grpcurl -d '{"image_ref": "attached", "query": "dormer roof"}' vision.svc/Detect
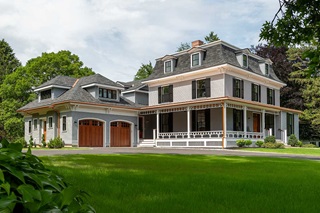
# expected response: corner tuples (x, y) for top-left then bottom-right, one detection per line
(160, 55), (177, 61)
(80, 73), (123, 90)
(34, 76), (76, 92)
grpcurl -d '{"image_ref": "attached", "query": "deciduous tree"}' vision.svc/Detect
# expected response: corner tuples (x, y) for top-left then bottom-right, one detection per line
(204, 31), (219, 43)
(134, 62), (153, 80)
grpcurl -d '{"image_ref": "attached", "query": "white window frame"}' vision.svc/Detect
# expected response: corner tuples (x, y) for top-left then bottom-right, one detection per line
(191, 52), (201, 67)
(62, 116), (67, 132)
(164, 60), (173, 73)
(98, 87), (118, 101)
(33, 119), (38, 130)
(265, 63), (269, 75)
(48, 116), (53, 129)
(243, 54), (248, 68)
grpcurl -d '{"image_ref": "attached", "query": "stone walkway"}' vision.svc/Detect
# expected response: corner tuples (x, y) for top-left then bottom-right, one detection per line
(29, 147), (320, 161)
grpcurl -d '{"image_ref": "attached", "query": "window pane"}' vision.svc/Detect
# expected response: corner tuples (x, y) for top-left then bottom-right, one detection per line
(63, 117), (66, 131)
(40, 89), (51, 100)
(265, 64), (269, 75)
(197, 79), (206, 98)
(165, 61), (172, 72)
(103, 89), (107, 98)
(192, 53), (200, 66)
(243, 55), (248, 67)
(49, 117), (53, 128)
(99, 88), (103, 97)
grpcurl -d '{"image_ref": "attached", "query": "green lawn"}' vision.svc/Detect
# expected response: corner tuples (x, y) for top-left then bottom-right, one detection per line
(41, 154), (320, 213)
(240, 147), (320, 156)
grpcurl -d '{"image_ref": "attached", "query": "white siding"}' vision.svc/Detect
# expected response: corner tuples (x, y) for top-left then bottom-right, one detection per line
(211, 74), (224, 98)
(149, 87), (158, 106)
(173, 80), (192, 102)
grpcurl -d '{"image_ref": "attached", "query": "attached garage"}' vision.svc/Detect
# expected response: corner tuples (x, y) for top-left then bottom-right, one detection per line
(79, 119), (104, 147)
(110, 121), (131, 147)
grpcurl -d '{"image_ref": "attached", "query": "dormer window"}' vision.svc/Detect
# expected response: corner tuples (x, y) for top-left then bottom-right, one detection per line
(265, 64), (269, 75)
(99, 88), (117, 100)
(243, 54), (248, 68)
(40, 89), (52, 100)
(164, 60), (173, 73)
(191, 53), (200, 67)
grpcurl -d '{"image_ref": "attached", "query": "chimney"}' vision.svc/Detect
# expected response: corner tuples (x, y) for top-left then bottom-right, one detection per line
(192, 40), (204, 47)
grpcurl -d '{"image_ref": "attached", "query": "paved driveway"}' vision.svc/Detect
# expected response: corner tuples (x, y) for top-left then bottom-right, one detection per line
(30, 147), (320, 161)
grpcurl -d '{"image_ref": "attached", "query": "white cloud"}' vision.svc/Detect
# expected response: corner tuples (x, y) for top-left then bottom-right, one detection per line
(0, 0), (279, 81)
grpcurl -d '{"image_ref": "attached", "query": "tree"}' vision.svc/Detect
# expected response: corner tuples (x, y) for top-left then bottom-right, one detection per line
(134, 62), (153, 80)
(204, 31), (219, 43)
(176, 42), (191, 52)
(0, 39), (21, 86)
(0, 50), (95, 140)
(259, 0), (320, 76)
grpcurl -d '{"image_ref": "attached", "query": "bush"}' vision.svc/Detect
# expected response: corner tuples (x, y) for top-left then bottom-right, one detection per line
(0, 138), (95, 212)
(302, 143), (317, 148)
(236, 139), (246, 147)
(288, 134), (300, 147)
(264, 135), (276, 143)
(262, 142), (285, 149)
(255, 140), (264, 147)
(245, 140), (252, 147)
(48, 137), (64, 149)
(28, 135), (34, 147)
(41, 134), (46, 147)
(14, 137), (27, 148)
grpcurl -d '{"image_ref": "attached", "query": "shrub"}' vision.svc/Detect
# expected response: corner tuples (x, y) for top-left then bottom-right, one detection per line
(48, 137), (64, 149)
(236, 139), (246, 147)
(255, 140), (264, 147)
(302, 143), (317, 148)
(245, 140), (252, 147)
(264, 135), (276, 143)
(41, 134), (46, 147)
(262, 142), (285, 149)
(28, 135), (34, 147)
(288, 134), (300, 147)
(14, 137), (27, 148)
(0, 138), (95, 212)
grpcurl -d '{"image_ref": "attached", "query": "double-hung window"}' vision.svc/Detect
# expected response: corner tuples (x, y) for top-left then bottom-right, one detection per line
(191, 53), (200, 67)
(233, 78), (244, 99)
(251, 84), (261, 102)
(48, 117), (53, 128)
(287, 113), (294, 136)
(28, 120), (32, 133)
(33, 119), (38, 130)
(99, 88), (117, 100)
(62, 116), (67, 132)
(265, 64), (269, 75)
(192, 78), (210, 99)
(40, 89), (51, 100)
(164, 60), (172, 73)
(267, 88), (275, 105)
(243, 54), (248, 67)
(158, 85), (173, 103)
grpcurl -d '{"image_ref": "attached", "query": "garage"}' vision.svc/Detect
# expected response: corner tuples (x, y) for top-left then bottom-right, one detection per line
(110, 121), (131, 147)
(79, 119), (104, 147)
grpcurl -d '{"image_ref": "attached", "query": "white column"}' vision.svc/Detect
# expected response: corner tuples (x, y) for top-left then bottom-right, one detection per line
(274, 114), (277, 139)
(223, 102), (227, 148)
(243, 106), (247, 138)
(187, 107), (191, 138)
(262, 109), (265, 137)
(156, 110), (159, 139)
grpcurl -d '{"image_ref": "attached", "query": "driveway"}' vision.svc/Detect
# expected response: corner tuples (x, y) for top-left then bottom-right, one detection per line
(30, 147), (320, 161)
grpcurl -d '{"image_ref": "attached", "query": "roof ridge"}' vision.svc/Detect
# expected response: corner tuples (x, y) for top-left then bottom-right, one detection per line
(72, 79), (79, 87)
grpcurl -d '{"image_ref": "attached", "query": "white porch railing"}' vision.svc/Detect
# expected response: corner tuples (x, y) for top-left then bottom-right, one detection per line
(158, 132), (188, 139)
(189, 131), (223, 138)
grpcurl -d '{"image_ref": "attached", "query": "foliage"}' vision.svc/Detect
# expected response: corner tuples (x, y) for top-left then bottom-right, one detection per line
(14, 137), (27, 148)
(262, 142), (285, 149)
(134, 61), (153, 80)
(0, 138), (95, 212)
(176, 42), (191, 52)
(48, 137), (64, 149)
(41, 134), (46, 148)
(28, 136), (34, 147)
(236, 139), (246, 147)
(255, 140), (264, 147)
(259, 0), (320, 76)
(264, 135), (276, 143)
(288, 134), (299, 147)
(245, 140), (252, 147)
(204, 31), (219, 43)
(302, 144), (317, 148)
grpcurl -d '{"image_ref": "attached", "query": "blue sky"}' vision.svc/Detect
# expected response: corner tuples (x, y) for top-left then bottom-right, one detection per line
(0, 0), (279, 82)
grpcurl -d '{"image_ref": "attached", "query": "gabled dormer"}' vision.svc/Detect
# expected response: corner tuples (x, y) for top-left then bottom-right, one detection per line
(188, 40), (207, 68)
(235, 49), (251, 68)
(259, 58), (272, 76)
(160, 55), (177, 73)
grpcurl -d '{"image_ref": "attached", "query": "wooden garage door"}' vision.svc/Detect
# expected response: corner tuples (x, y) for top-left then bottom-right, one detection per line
(110, 121), (131, 147)
(79, 120), (103, 147)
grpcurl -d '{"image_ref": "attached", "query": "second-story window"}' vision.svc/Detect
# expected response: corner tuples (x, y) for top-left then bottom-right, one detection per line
(265, 64), (269, 75)
(243, 54), (248, 67)
(158, 85), (173, 103)
(99, 88), (117, 100)
(267, 88), (275, 105)
(28, 120), (32, 133)
(40, 89), (51, 100)
(251, 84), (261, 102)
(192, 78), (210, 99)
(164, 60), (172, 73)
(191, 53), (200, 67)
(233, 78), (244, 99)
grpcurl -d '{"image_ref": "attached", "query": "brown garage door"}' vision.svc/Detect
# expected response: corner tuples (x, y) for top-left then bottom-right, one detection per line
(110, 121), (131, 147)
(79, 120), (103, 147)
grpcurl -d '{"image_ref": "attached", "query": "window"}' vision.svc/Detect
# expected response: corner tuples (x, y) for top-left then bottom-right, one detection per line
(191, 53), (200, 67)
(233, 78), (244, 98)
(98, 88), (117, 100)
(243, 54), (248, 67)
(160, 113), (173, 132)
(251, 84), (261, 102)
(192, 78), (210, 99)
(265, 64), (269, 75)
(28, 120), (32, 133)
(192, 109), (210, 131)
(62, 116), (66, 131)
(164, 60), (172, 73)
(158, 85), (173, 103)
(40, 89), (51, 100)
(48, 117), (53, 128)
(267, 88), (275, 105)
(33, 119), (38, 130)
(265, 114), (274, 135)
(287, 113), (294, 136)
(233, 109), (243, 131)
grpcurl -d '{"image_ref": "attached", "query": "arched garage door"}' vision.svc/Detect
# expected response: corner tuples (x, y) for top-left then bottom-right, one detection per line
(110, 121), (131, 147)
(79, 120), (103, 147)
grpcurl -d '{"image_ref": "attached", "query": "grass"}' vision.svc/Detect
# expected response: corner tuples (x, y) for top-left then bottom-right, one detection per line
(240, 147), (320, 156)
(41, 154), (320, 213)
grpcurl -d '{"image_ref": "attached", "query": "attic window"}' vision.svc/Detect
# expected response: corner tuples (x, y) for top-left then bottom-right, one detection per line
(265, 64), (269, 75)
(99, 88), (117, 100)
(243, 54), (248, 68)
(191, 53), (200, 67)
(40, 89), (51, 100)
(164, 60), (173, 73)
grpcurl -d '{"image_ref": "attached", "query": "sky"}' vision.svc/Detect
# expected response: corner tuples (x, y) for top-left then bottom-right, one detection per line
(0, 0), (279, 82)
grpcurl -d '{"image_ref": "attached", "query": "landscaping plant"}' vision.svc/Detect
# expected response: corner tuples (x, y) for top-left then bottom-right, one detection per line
(245, 140), (252, 147)
(48, 137), (64, 149)
(255, 140), (264, 147)
(262, 142), (285, 149)
(236, 139), (246, 147)
(0, 138), (95, 212)
(41, 134), (46, 148)
(264, 135), (276, 143)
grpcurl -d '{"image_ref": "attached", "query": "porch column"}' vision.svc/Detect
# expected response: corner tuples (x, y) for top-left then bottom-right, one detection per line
(187, 107), (191, 138)
(274, 114), (277, 139)
(222, 102), (227, 148)
(243, 106), (247, 138)
(156, 110), (159, 139)
(262, 109), (265, 137)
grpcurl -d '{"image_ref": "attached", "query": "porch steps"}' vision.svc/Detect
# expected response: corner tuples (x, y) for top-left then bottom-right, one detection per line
(138, 140), (155, 147)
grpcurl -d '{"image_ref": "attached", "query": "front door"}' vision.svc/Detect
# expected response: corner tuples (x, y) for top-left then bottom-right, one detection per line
(253, 113), (260, 132)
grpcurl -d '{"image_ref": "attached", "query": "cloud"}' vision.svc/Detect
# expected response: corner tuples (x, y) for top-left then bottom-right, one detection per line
(0, 0), (279, 81)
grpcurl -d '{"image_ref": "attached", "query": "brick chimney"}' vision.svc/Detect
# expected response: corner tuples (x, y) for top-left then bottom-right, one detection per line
(192, 40), (204, 47)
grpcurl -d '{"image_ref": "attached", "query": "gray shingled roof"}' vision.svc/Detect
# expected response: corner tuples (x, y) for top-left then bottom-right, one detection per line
(118, 79), (148, 92)
(80, 73), (122, 88)
(148, 42), (282, 83)
(35, 76), (77, 90)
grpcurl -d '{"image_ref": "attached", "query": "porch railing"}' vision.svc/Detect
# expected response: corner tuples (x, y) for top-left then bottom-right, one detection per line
(158, 131), (264, 139)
